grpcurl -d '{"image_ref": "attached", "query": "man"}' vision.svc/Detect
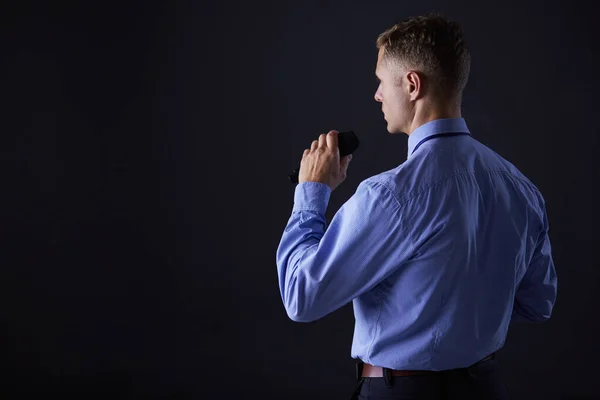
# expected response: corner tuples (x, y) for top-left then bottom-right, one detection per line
(276, 13), (557, 400)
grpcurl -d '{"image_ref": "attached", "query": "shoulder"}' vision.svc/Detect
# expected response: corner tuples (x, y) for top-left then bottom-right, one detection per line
(362, 154), (452, 204)
(470, 138), (546, 203)
(356, 159), (433, 212)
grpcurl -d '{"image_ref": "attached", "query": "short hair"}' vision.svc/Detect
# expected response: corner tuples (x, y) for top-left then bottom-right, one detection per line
(376, 13), (471, 102)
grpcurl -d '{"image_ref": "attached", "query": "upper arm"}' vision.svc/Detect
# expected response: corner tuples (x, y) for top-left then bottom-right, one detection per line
(277, 181), (415, 322)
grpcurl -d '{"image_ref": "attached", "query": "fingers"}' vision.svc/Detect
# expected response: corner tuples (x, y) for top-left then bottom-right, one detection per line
(318, 133), (327, 149)
(341, 154), (353, 171)
(326, 130), (338, 150)
(311, 140), (319, 151)
(309, 131), (339, 153)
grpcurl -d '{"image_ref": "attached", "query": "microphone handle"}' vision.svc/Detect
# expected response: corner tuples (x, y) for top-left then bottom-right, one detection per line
(288, 168), (301, 184)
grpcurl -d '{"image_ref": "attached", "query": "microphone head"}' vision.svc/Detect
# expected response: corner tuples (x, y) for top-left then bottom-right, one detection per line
(288, 130), (360, 184)
(337, 130), (360, 157)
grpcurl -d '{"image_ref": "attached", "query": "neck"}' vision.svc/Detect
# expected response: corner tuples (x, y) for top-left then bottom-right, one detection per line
(406, 99), (462, 135)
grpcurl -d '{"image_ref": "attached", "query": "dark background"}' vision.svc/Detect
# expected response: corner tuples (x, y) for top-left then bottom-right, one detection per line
(2, 0), (599, 398)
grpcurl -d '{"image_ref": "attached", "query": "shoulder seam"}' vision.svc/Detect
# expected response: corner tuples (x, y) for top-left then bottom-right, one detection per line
(361, 179), (404, 210)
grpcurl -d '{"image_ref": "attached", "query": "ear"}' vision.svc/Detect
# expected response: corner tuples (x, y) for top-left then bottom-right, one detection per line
(406, 71), (422, 101)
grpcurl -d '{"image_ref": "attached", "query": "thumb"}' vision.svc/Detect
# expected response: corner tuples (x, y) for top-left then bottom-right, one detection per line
(341, 154), (353, 171)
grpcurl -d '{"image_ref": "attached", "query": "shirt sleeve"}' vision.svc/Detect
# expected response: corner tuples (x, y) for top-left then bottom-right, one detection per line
(275, 180), (413, 323)
(511, 205), (558, 323)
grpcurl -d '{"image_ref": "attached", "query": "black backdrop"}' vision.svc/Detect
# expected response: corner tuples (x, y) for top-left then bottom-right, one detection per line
(2, 0), (599, 398)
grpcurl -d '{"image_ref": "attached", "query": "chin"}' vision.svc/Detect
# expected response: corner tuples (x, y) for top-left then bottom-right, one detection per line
(386, 122), (403, 135)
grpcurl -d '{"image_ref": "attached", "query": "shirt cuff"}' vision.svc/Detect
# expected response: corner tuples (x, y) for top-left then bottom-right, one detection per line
(293, 182), (331, 214)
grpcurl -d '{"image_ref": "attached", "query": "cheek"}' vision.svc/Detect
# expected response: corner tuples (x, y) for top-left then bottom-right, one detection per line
(384, 91), (400, 109)
(391, 92), (406, 108)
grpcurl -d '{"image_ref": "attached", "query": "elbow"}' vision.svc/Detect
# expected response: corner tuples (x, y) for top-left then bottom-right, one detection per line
(280, 273), (321, 323)
(535, 293), (557, 322)
(528, 312), (552, 323)
(287, 312), (313, 323)
(512, 298), (555, 323)
(535, 302), (556, 322)
(285, 303), (317, 323)
(283, 289), (322, 323)
(511, 310), (550, 324)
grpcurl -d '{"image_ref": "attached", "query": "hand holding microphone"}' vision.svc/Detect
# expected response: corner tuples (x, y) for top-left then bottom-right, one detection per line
(288, 130), (360, 192)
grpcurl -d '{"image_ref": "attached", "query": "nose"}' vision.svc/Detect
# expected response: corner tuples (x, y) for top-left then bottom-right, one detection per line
(374, 85), (382, 102)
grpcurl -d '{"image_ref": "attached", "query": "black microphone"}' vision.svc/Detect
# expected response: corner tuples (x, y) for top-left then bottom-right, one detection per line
(288, 130), (360, 184)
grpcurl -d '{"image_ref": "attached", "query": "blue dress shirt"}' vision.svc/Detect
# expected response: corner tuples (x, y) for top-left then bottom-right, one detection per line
(276, 118), (558, 370)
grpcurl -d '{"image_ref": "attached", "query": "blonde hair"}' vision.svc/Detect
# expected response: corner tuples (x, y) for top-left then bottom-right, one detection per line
(376, 13), (470, 101)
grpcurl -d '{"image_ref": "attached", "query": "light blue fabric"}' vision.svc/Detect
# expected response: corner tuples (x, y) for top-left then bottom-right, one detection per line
(276, 118), (557, 370)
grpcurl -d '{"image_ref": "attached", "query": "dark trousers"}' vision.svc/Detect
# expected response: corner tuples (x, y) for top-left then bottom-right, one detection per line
(350, 354), (510, 399)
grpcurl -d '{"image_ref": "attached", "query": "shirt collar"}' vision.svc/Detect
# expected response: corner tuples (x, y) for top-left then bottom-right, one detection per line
(407, 118), (470, 158)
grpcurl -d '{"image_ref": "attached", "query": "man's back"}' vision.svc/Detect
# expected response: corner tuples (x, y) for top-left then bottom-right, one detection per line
(276, 118), (557, 372)
(350, 120), (558, 370)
